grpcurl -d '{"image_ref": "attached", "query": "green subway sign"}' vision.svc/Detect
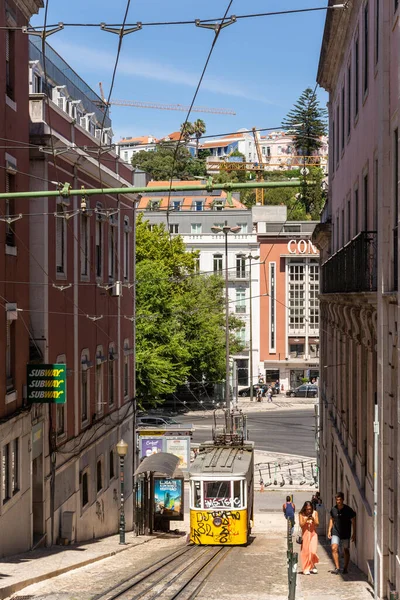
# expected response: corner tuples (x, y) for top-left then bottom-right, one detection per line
(27, 364), (67, 404)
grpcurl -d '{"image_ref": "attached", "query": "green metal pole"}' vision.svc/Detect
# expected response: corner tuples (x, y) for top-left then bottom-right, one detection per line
(288, 551), (298, 600)
(119, 455), (126, 545)
(0, 180), (306, 200)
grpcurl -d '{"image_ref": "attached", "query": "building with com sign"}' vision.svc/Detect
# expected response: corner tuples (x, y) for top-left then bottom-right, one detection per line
(254, 206), (320, 391)
(314, 0), (399, 596)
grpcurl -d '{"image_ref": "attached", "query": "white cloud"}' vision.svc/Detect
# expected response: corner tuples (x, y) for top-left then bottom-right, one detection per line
(53, 41), (274, 105)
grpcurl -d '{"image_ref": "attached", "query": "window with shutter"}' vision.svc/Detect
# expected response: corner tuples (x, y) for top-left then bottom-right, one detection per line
(56, 205), (66, 274)
(96, 217), (102, 278)
(5, 174), (15, 246)
(5, 30), (15, 99)
(6, 321), (15, 392)
(108, 217), (116, 280)
(123, 217), (129, 280)
(80, 214), (89, 277)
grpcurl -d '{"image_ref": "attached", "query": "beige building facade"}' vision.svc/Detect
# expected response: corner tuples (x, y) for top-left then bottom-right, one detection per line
(315, 1), (399, 598)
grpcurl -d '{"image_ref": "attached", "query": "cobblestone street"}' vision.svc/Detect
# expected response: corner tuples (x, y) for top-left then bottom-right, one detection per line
(3, 501), (373, 600)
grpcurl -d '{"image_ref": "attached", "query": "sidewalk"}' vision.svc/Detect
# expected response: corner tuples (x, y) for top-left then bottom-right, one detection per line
(0, 533), (155, 600)
(295, 535), (373, 600)
(0, 515), (373, 600)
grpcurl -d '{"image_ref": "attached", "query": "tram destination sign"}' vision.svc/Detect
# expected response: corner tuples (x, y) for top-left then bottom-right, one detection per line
(27, 364), (67, 404)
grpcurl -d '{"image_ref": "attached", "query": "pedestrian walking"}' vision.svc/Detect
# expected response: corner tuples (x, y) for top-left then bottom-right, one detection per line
(299, 500), (319, 575)
(327, 492), (357, 575)
(283, 495), (295, 535)
(256, 387), (263, 402)
(267, 386), (273, 402)
(311, 491), (322, 510)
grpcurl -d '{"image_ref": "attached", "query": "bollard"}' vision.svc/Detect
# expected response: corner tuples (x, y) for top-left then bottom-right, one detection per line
(288, 551), (298, 600)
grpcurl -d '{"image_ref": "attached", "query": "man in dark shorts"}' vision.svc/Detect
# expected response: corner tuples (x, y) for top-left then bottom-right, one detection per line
(327, 492), (356, 574)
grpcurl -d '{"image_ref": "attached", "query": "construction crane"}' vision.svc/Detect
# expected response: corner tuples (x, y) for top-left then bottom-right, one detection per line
(98, 83), (235, 115)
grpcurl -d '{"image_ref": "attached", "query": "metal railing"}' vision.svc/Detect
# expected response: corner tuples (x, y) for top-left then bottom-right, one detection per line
(321, 231), (377, 294)
(227, 270), (250, 281)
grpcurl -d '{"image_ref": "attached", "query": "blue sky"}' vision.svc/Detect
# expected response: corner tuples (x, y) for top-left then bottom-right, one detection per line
(31, 1), (330, 142)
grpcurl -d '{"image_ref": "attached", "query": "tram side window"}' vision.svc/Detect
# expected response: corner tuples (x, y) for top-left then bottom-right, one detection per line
(203, 481), (231, 508)
(233, 480), (243, 509)
(192, 481), (201, 508)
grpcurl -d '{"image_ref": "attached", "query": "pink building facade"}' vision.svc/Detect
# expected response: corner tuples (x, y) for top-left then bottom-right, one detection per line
(315, 1), (399, 596)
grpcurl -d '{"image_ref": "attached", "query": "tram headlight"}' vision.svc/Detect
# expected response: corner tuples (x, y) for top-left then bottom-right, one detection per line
(213, 516), (222, 527)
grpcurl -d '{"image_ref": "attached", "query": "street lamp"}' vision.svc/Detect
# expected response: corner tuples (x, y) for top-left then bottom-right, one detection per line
(241, 254), (260, 403)
(211, 221), (241, 412)
(116, 439), (128, 544)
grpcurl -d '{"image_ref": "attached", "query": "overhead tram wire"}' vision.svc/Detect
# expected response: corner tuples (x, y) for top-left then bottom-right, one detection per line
(5, 4), (346, 31)
(0, 128), (327, 154)
(164, 0), (235, 240)
(40, 0), (62, 186)
(4, 222), (139, 386)
(95, 0), (132, 193)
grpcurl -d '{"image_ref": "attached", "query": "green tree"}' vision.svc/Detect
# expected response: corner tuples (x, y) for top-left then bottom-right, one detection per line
(192, 119), (206, 157)
(135, 215), (244, 407)
(282, 87), (328, 156)
(131, 143), (207, 180)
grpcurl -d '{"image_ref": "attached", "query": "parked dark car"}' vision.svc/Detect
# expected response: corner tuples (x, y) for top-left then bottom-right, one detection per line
(286, 384), (318, 398)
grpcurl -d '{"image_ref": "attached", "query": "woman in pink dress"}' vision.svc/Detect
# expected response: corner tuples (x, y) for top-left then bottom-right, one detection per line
(299, 501), (319, 575)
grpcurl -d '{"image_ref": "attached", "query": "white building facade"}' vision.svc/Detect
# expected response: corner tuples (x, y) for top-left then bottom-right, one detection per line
(137, 185), (260, 396)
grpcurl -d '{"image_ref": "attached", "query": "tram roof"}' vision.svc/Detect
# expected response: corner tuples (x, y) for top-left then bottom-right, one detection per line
(190, 443), (254, 477)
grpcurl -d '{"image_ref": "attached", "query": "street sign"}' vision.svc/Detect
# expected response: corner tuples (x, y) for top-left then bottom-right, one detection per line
(27, 364), (67, 404)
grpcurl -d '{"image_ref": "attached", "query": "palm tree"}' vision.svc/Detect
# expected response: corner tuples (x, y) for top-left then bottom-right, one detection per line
(180, 121), (194, 142)
(192, 119), (206, 157)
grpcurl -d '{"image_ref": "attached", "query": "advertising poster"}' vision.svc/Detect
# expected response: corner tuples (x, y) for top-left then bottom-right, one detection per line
(165, 437), (189, 470)
(154, 477), (183, 520)
(141, 437), (163, 458)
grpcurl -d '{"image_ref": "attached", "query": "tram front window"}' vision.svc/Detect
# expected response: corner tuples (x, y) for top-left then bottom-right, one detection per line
(204, 481), (231, 508)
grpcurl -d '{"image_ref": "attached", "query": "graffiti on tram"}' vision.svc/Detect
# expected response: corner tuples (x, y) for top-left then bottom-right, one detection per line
(203, 497), (241, 509)
(190, 509), (246, 545)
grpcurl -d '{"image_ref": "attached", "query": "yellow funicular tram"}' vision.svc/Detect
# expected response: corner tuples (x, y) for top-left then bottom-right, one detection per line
(189, 410), (254, 545)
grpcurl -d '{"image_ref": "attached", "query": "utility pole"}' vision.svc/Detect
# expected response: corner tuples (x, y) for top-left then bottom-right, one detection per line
(246, 254), (259, 403)
(211, 221), (242, 413)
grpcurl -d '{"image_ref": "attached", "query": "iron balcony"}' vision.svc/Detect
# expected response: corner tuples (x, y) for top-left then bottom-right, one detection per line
(321, 231), (377, 294)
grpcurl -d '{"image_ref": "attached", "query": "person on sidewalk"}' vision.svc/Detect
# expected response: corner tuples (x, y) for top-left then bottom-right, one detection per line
(267, 386), (273, 402)
(299, 501), (319, 575)
(283, 495), (296, 535)
(327, 492), (357, 575)
(311, 491), (322, 510)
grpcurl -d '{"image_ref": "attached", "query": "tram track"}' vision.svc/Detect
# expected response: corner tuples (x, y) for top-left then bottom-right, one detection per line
(94, 545), (231, 600)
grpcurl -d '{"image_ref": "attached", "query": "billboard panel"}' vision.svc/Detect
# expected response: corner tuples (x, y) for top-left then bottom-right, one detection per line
(154, 477), (184, 520)
(165, 437), (190, 470)
(140, 437), (163, 458)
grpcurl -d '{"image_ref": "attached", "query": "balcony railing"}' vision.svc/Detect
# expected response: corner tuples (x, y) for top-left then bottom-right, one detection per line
(321, 231), (377, 294)
(228, 270), (250, 281)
